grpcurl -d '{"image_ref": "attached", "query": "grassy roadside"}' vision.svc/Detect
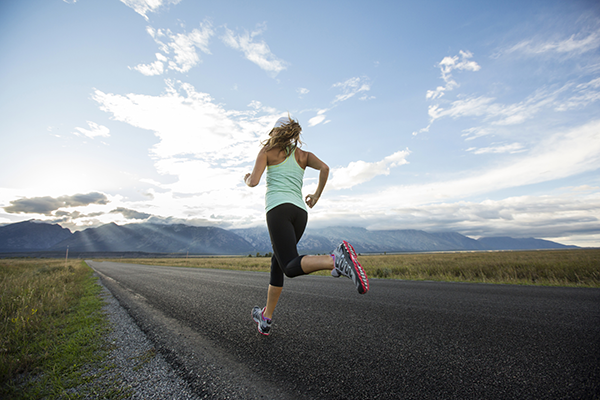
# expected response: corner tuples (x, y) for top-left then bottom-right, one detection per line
(103, 248), (600, 287)
(0, 259), (129, 399)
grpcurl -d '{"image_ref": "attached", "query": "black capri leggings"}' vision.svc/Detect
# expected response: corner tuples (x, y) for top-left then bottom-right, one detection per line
(266, 203), (308, 287)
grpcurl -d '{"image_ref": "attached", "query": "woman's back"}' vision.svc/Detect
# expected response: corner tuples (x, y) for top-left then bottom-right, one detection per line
(265, 147), (306, 212)
(266, 146), (308, 169)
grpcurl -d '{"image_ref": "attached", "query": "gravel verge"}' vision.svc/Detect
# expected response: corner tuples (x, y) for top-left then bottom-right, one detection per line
(93, 275), (200, 399)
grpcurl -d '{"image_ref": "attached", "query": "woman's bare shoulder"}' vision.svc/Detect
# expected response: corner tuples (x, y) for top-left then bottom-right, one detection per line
(295, 147), (311, 169)
(265, 146), (287, 165)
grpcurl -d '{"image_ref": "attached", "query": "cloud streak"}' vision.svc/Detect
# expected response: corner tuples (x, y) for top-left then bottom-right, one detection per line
(338, 120), (600, 212)
(4, 192), (109, 216)
(466, 142), (524, 155)
(365, 192), (600, 241)
(426, 50), (480, 100)
(413, 50), (480, 136)
(307, 77), (374, 127)
(307, 109), (328, 127)
(332, 77), (372, 103)
(73, 121), (110, 139)
(418, 76), (600, 139)
(131, 23), (215, 75)
(110, 207), (151, 220)
(222, 24), (289, 75)
(119, 0), (182, 21)
(327, 149), (410, 191)
(505, 29), (600, 56)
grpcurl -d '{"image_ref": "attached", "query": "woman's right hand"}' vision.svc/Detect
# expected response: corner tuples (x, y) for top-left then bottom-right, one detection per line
(305, 194), (319, 208)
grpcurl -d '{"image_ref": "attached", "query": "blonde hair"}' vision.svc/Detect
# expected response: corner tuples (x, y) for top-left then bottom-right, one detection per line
(262, 115), (303, 155)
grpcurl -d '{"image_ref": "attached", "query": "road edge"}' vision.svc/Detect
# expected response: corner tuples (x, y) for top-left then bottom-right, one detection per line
(88, 260), (297, 400)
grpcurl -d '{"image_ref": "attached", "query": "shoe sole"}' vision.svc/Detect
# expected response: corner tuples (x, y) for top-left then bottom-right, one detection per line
(342, 241), (369, 294)
(252, 308), (270, 336)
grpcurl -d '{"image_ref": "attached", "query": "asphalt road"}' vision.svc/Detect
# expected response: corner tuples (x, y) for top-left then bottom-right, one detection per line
(88, 261), (600, 399)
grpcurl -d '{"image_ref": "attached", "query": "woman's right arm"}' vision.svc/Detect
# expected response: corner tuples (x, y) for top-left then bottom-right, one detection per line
(245, 147), (268, 187)
(305, 152), (329, 208)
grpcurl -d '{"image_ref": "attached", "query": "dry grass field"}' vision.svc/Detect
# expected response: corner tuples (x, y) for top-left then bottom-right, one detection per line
(362, 249), (600, 286)
(103, 248), (600, 287)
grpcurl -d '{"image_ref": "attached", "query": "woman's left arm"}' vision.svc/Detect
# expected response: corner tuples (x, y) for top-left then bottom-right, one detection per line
(244, 147), (268, 187)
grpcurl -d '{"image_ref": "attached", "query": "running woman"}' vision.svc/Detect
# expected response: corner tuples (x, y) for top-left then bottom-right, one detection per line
(244, 115), (369, 336)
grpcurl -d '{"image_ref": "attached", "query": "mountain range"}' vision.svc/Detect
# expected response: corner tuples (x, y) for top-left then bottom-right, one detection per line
(0, 220), (578, 255)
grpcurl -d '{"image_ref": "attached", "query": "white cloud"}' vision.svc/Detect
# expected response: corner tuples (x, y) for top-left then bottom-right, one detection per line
(359, 94), (376, 101)
(91, 80), (289, 224)
(332, 77), (371, 103)
(555, 77), (600, 111)
(222, 25), (289, 76)
(426, 86), (446, 101)
(415, 37), (600, 137)
(428, 83), (573, 126)
(131, 53), (167, 76)
(73, 121), (110, 139)
(93, 80), (276, 163)
(466, 142), (524, 155)
(440, 50), (481, 74)
(365, 192), (600, 240)
(343, 119), (600, 210)
(428, 96), (495, 121)
(414, 47), (597, 137)
(461, 126), (492, 141)
(426, 50), (480, 100)
(412, 124), (431, 137)
(327, 149), (410, 191)
(131, 23), (214, 75)
(154, 159), (233, 194)
(506, 29), (600, 56)
(414, 51), (481, 135)
(297, 88), (309, 96)
(119, 0), (181, 21)
(308, 115), (326, 127)
(307, 109), (329, 127)
(166, 25), (213, 72)
(304, 77), (373, 127)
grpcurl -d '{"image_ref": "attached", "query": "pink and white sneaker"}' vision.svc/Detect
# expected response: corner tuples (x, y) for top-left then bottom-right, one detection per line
(332, 241), (369, 294)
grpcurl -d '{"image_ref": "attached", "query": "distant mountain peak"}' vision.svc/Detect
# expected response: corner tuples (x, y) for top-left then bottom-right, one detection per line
(0, 220), (72, 251)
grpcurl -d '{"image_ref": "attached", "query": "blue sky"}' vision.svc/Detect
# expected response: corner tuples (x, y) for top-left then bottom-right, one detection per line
(1, 0), (599, 247)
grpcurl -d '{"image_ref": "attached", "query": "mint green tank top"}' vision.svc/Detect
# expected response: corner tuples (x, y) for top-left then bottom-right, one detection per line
(265, 148), (307, 213)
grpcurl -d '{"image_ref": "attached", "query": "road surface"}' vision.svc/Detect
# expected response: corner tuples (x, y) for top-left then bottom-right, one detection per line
(88, 261), (600, 399)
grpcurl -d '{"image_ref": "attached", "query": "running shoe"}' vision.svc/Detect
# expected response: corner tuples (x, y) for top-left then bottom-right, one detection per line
(252, 306), (272, 336)
(332, 241), (369, 294)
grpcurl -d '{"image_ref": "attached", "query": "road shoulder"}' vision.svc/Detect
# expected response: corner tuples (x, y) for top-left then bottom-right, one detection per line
(90, 261), (296, 399)
(91, 272), (200, 398)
